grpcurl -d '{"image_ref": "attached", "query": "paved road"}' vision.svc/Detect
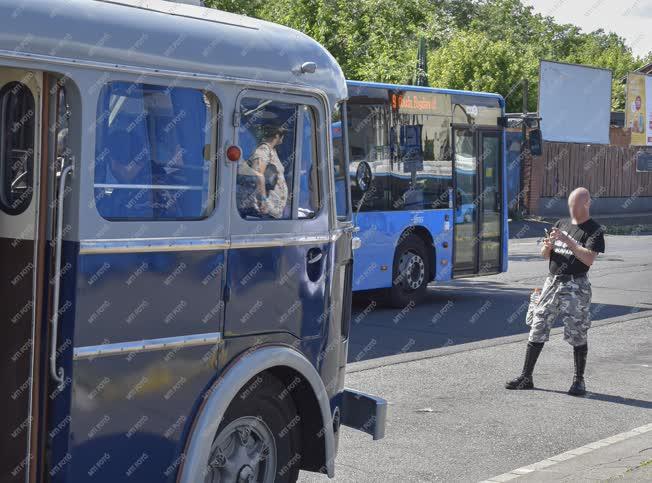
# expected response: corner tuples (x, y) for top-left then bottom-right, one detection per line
(300, 234), (652, 482)
(347, 234), (651, 363)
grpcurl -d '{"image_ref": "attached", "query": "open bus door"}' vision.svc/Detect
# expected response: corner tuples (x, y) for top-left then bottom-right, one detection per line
(0, 67), (61, 482)
(451, 126), (502, 277)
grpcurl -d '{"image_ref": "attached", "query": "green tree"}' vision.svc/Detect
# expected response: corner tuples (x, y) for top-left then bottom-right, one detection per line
(428, 30), (538, 112)
(206, 0), (649, 110)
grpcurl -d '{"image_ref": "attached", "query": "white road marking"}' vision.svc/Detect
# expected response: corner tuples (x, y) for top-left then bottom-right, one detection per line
(480, 422), (652, 482)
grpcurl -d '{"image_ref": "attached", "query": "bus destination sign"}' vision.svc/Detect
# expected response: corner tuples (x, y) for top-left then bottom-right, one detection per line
(390, 91), (451, 116)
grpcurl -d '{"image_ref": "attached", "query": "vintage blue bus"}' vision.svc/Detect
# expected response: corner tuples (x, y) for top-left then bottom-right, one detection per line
(346, 80), (509, 306)
(0, 1), (385, 482)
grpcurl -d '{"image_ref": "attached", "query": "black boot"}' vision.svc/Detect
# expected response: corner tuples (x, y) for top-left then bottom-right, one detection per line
(506, 342), (544, 389)
(568, 344), (588, 396)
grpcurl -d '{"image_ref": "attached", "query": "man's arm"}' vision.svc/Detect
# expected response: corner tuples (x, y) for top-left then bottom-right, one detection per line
(567, 240), (598, 266)
(541, 223), (558, 259)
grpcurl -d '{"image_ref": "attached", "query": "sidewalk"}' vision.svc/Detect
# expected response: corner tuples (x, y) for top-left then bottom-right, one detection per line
(484, 423), (652, 482)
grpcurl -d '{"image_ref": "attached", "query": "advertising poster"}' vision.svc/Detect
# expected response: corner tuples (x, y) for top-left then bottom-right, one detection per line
(626, 73), (652, 146)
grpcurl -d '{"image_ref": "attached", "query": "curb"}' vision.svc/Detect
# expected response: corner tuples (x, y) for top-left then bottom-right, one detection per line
(480, 422), (652, 482)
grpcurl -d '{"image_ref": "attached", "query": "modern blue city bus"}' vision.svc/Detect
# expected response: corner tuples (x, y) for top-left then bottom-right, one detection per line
(346, 80), (508, 306)
(0, 1), (385, 482)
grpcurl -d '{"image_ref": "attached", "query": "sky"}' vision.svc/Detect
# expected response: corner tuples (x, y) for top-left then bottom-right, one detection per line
(521, 0), (651, 59)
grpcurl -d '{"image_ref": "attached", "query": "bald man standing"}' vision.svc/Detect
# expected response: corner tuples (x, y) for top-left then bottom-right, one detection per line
(506, 187), (605, 396)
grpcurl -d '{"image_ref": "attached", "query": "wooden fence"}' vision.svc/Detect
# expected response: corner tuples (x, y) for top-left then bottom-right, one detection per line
(533, 142), (652, 199)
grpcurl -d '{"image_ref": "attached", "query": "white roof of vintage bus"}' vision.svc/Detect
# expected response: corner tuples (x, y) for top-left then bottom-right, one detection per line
(0, 0), (347, 106)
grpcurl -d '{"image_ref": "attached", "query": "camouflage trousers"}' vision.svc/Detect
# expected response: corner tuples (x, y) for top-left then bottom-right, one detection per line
(526, 275), (592, 346)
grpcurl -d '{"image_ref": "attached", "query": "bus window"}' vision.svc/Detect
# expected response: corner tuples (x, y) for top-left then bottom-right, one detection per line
(331, 102), (349, 220)
(0, 81), (35, 215)
(392, 114), (452, 211)
(347, 102), (390, 211)
(55, 83), (71, 173)
(94, 82), (217, 220)
(236, 98), (297, 220)
(298, 106), (320, 218)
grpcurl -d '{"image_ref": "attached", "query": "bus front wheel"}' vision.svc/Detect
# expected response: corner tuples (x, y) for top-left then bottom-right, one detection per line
(388, 234), (429, 307)
(206, 373), (301, 483)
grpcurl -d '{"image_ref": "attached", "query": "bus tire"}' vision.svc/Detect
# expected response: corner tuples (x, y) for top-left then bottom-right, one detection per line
(388, 234), (429, 307)
(207, 372), (301, 483)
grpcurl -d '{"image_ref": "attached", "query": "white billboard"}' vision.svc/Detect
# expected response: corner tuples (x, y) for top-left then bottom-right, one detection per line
(538, 60), (612, 144)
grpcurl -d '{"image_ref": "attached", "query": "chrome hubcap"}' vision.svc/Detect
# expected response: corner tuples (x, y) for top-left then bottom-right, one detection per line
(206, 417), (276, 483)
(397, 250), (425, 291)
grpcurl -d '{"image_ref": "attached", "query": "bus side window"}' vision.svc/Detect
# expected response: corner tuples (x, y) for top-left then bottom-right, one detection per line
(331, 102), (349, 220)
(0, 81), (35, 215)
(93, 82), (218, 221)
(55, 83), (71, 173)
(347, 103), (389, 212)
(297, 106), (320, 219)
(236, 99), (297, 221)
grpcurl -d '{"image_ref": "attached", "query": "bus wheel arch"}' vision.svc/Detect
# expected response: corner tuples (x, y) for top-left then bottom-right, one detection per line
(178, 346), (336, 483)
(388, 227), (435, 307)
(409, 226), (436, 282)
(266, 365), (328, 474)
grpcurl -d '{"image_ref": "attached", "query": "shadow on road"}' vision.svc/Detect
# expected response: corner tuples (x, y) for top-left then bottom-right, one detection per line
(534, 388), (652, 409)
(348, 279), (648, 364)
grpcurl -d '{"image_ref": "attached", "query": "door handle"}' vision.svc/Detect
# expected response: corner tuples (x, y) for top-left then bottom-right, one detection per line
(50, 163), (73, 390)
(307, 250), (323, 265)
(306, 247), (324, 283)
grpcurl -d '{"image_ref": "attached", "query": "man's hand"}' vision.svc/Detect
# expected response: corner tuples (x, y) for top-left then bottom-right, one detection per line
(541, 236), (554, 259)
(550, 227), (574, 246)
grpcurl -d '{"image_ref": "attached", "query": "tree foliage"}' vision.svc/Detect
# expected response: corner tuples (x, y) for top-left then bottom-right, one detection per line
(206, 0), (651, 111)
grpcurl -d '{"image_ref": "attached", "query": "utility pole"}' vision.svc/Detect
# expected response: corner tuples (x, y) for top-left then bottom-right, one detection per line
(519, 79), (528, 214)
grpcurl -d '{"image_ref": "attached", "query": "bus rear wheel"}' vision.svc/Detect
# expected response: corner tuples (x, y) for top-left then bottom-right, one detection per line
(388, 234), (429, 307)
(206, 373), (301, 483)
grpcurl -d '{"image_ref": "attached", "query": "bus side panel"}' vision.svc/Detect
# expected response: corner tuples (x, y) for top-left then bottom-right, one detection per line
(353, 210), (454, 292)
(51, 249), (226, 482)
(64, 347), (217, 482)
(427, 210), (455, 282)
(72, 251), (225, 346)
(353, 212), (397, 291)
(223, 243), (331, 369)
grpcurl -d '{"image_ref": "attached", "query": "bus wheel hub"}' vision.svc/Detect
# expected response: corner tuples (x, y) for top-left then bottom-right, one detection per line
(207, 416), (276, 483)
(238, 465), (254, 482)
(399, 251), (425, 290)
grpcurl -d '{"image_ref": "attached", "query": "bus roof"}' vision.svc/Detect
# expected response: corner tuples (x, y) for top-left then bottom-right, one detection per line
(0, 0), (347, 107)
(347, 80), (505, 107)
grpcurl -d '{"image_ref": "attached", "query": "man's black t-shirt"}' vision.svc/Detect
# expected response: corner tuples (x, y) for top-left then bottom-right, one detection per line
(549, 217), (605, 276)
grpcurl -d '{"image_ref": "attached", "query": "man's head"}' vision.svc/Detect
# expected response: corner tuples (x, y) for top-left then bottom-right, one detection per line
(568, 187), (591, 221)
(108, 131), (146, 183)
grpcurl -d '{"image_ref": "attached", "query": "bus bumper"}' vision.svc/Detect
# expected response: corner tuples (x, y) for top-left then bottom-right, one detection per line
(340, 388), (387, 440)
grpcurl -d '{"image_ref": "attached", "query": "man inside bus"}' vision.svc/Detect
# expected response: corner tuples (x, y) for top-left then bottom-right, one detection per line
(505, 187), (605, 396)
(237, 123), (289, 219)
(99, 130), (187, 219)
(96, 130), (153, 218)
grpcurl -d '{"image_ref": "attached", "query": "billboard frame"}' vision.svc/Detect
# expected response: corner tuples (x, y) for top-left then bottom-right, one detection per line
(537, 59), (613, 145)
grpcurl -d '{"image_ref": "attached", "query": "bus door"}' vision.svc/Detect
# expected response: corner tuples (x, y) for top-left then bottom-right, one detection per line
(478, 129), (502, 274)
(227, 92), (331, 362)
(0, 67), (50, 482)
(452, 126), (502, 276)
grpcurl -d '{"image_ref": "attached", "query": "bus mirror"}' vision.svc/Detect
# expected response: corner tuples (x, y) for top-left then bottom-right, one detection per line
(356, 161), (373, 192)
(529, 129), (543, 156)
